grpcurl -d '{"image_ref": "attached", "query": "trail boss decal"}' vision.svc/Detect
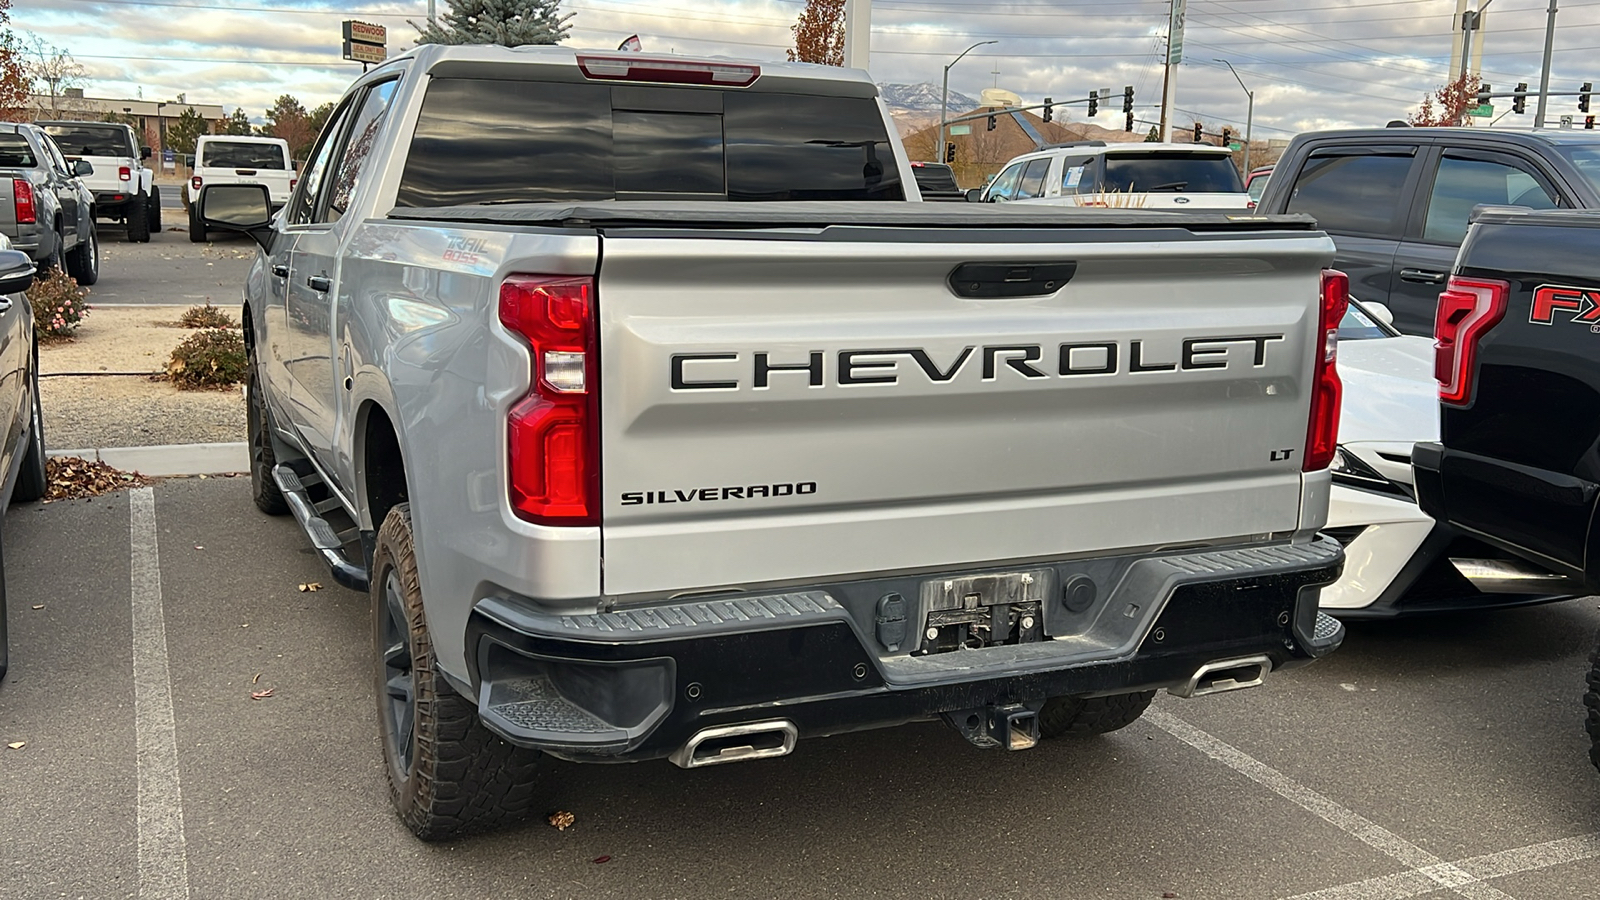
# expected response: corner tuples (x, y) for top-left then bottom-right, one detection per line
(621, 483), (817, 506)
(670, 335), (1285, 390)
(1530, 285), (1600, 329)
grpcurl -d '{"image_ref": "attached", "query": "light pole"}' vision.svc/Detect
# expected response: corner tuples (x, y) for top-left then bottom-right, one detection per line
(1214, 58), (1253, 173)
(940, 40), (997, 164)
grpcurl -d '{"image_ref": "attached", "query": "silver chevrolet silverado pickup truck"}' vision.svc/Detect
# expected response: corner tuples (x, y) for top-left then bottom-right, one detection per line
(198, 44), (1350, 840)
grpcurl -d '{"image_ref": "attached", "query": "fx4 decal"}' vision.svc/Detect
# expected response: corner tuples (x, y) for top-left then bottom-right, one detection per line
(1530, 284), (1600, 329)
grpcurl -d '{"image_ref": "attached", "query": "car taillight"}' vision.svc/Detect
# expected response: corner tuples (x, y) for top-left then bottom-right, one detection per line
(118, 166), (131, 182)
(1434, 275), (1509, 407)
(577, 54), (759, 86)
(289, 178), (297, 191)
(499, 275), (598, 525)
(1304, 269), (1349, 472)
(12, 179), (34, 225)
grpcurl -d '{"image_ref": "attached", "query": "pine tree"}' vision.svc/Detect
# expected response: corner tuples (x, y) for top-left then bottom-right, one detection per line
(411, 0), (572, 47)
(220, 108), (252, 136)
(1144, 126), (1161, 142)
(166, 107), (208, 155)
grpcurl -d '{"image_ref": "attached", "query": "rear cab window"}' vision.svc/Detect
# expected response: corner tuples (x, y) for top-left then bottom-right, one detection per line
(0, 134), (36, 168)
(1101, 151), (1244, 193)
(1284, 146), (1418, 236)
(40, 124), (133, 158)
(200, 141), (289, 170)
(395, 79), (904, 206)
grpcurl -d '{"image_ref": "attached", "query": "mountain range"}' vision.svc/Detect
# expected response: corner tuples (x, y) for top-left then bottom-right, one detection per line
(877, 83), (981, 116)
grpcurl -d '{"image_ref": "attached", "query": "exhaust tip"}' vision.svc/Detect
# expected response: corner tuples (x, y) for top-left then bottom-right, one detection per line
(1169, 655), (1272, 698)
(669, 720), (798, 769)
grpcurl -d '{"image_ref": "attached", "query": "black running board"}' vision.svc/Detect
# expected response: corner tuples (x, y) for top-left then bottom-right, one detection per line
(272, 464), (370, 592)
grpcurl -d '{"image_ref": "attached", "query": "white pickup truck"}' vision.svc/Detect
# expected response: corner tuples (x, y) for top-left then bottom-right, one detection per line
(184, 135), (294, 242)
(37, 120), (158, 242)
(195, 45), (1350, 840)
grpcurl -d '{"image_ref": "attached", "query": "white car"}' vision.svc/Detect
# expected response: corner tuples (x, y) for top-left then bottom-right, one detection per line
(1322, 299), (1573, 616)
(977, 142), (1251, 210)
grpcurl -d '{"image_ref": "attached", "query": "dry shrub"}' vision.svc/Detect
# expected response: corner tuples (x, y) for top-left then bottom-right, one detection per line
(167, 327), (247, 389)
(179, 302), (236, 329)
(31, 267), (90, 340)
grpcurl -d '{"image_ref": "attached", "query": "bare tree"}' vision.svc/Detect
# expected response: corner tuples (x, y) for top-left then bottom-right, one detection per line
(24, 36), (85, 116)
(1409, 73), (1482, 127)
(787, 0), (844, 66)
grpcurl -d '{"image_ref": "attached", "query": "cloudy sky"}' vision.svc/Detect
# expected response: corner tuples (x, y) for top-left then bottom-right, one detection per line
(13, 0), (1600, 136)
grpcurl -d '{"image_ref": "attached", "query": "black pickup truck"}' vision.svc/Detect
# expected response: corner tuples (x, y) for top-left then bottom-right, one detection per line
(1410, 206), (1600, 768)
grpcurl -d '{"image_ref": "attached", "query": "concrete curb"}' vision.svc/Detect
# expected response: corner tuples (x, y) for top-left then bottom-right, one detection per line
(48, 442), (248, 476)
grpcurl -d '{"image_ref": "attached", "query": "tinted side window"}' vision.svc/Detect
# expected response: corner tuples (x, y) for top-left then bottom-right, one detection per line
(988, 163), (1024, 201)
(0, 135), (35, 168)
(1285, 153), (1415, 236)
(1016, 158), (1051, 198)
(325, 79), (400, 223)
(1422, 155), (1557, 244)
(289, 102), (354, 226)
(1059, 156), (1096, 193)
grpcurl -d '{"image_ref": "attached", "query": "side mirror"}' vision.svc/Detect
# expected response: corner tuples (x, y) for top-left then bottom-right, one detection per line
(0, 249), (36, 295)
(1364, 301), (1396, 326)
(140, 146), (152, 160)
(72, 159), (93, 177)
(200, 183), (274, 250)
(965, 188), (985, 202)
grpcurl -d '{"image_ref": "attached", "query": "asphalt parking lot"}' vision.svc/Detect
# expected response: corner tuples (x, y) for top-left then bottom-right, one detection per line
(88, 219), (253, 307)
(3, 477), (1600, 900)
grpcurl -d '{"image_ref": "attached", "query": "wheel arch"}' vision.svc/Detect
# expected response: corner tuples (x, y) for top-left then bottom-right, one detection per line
(355, 398), (409, 534)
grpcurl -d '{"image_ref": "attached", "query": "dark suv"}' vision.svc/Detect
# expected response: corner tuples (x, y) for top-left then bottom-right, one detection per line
(1255, 127), (1600, 335)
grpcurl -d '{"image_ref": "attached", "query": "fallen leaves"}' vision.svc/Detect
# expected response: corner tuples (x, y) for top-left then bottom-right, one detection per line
(30, 604), (42, 610)
(43, 457), (150, 502)
(5, 741), (24, 750)
(251, 672), (262, 684)
(592, 855), (611, 864)
(297, 583), (322, 593)
(547, 811), (575, 831)
(250, 688), (275, 700)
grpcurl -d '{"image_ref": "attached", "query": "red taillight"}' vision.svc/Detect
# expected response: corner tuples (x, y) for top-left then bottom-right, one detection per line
(191, 176), (202, 192)
(499, 275), (598, 525)
(1434, 276), (1509, 407)
(12, 178), (34, 225)
(1304, 269), (1349, 472)
(577, 54), (759, 86)
(289, 178), (297, 191)
(118, 166), (131, 182)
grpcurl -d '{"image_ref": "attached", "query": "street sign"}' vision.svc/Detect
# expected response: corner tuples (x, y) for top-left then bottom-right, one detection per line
(342, 19), (386, 64)
(949, 125), (971, 135)
(1228, 142), (1243, 151)
(1468, 103), (1494, 117)
(344, 41), (386, 64)
(1560, 114), (1574, 129)
(1168, 0), (1186, 64)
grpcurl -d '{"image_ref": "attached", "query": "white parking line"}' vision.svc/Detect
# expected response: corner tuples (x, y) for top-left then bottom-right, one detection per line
(1145, 708), (1514, 900)
(1282, 834), (1600, 900)
(130, 486), (191, 899)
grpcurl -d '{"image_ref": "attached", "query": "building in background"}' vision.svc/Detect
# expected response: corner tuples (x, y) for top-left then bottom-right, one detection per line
(20, 89), (225, 161)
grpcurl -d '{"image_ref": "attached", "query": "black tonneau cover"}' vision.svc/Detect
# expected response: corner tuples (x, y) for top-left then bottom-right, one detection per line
(386, 200), (1319, 233)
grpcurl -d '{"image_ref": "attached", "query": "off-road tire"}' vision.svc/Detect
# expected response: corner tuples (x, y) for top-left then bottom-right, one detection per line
(246, 361), (287, 515)
(12, 361), (45, 504)
(1038, 690), (1156, 738)
(373, 503), (542, 840)
(126, 194), (150, 243)
(188, 203), (207, 243)
(64, 222), (98, 286)
(146, 185), (161, 233)
(1583, 640), (1600, 773)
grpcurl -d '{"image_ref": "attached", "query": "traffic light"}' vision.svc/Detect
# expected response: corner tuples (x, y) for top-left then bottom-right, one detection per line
(1581, 82), (1592, 113)
(1477, 83), (1492, 106)
(1513, 83), (1528, 114)
(986, 114), (996, 131)
(945, 142), (956, 163)
(1122, 85), (1134, 114)
(1193, 122), (1203, 142)
(1125, 111), (1134, 133)
(1588, 115), (1596, 130)
(1088, 90), (1098, 117)
(1042, 97), (1053, 123)
(1221, 127), (1232, 147)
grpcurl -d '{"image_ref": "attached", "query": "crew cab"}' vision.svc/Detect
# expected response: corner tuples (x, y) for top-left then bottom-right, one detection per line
(197, 44), (1349, 840)
(0, 123), (97, 283)
(37, 121), (158, 243)
(184, 135), (294, 242)
(1256, 127), (1600, 335)
(977, 142), (1251, 209)
(1408, 207), (1600, 769)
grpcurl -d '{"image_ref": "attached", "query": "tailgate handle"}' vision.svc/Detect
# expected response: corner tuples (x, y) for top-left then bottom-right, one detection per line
(949, 262), (1076, 299)
(235, 169), (257, 176)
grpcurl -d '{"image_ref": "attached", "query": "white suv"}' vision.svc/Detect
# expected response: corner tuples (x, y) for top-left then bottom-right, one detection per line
(185, 136), (294, 242)
(978, 142), (1251, 210)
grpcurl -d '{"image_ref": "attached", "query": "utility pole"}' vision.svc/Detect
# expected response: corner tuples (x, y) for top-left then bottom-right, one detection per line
(1534, 0), (1559, 127)
(1215, 59), (1253, 173)
(428, 0), (435, 22)
(1160, 0), (1186, 142)
(1456, 0), (1492, 125)
(843, 0), (871, 71)
(940, 41), (997, 166)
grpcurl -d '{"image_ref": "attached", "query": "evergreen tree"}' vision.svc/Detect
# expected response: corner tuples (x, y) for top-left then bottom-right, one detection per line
(1144, 126), (1160, 142)
(411, 0), (572, 47)
(221, 107), (253, 135)
(166, 107), (208, 155)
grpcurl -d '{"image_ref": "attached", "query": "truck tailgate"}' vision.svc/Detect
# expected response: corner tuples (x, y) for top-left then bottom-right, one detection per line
(595, 226), (1332, 598)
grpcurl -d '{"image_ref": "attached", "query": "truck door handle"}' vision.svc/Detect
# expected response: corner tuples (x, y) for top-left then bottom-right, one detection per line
(1399, 268), (1447, 285)
(272, 265), (289, 278)
(307, 275), (331, 293)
